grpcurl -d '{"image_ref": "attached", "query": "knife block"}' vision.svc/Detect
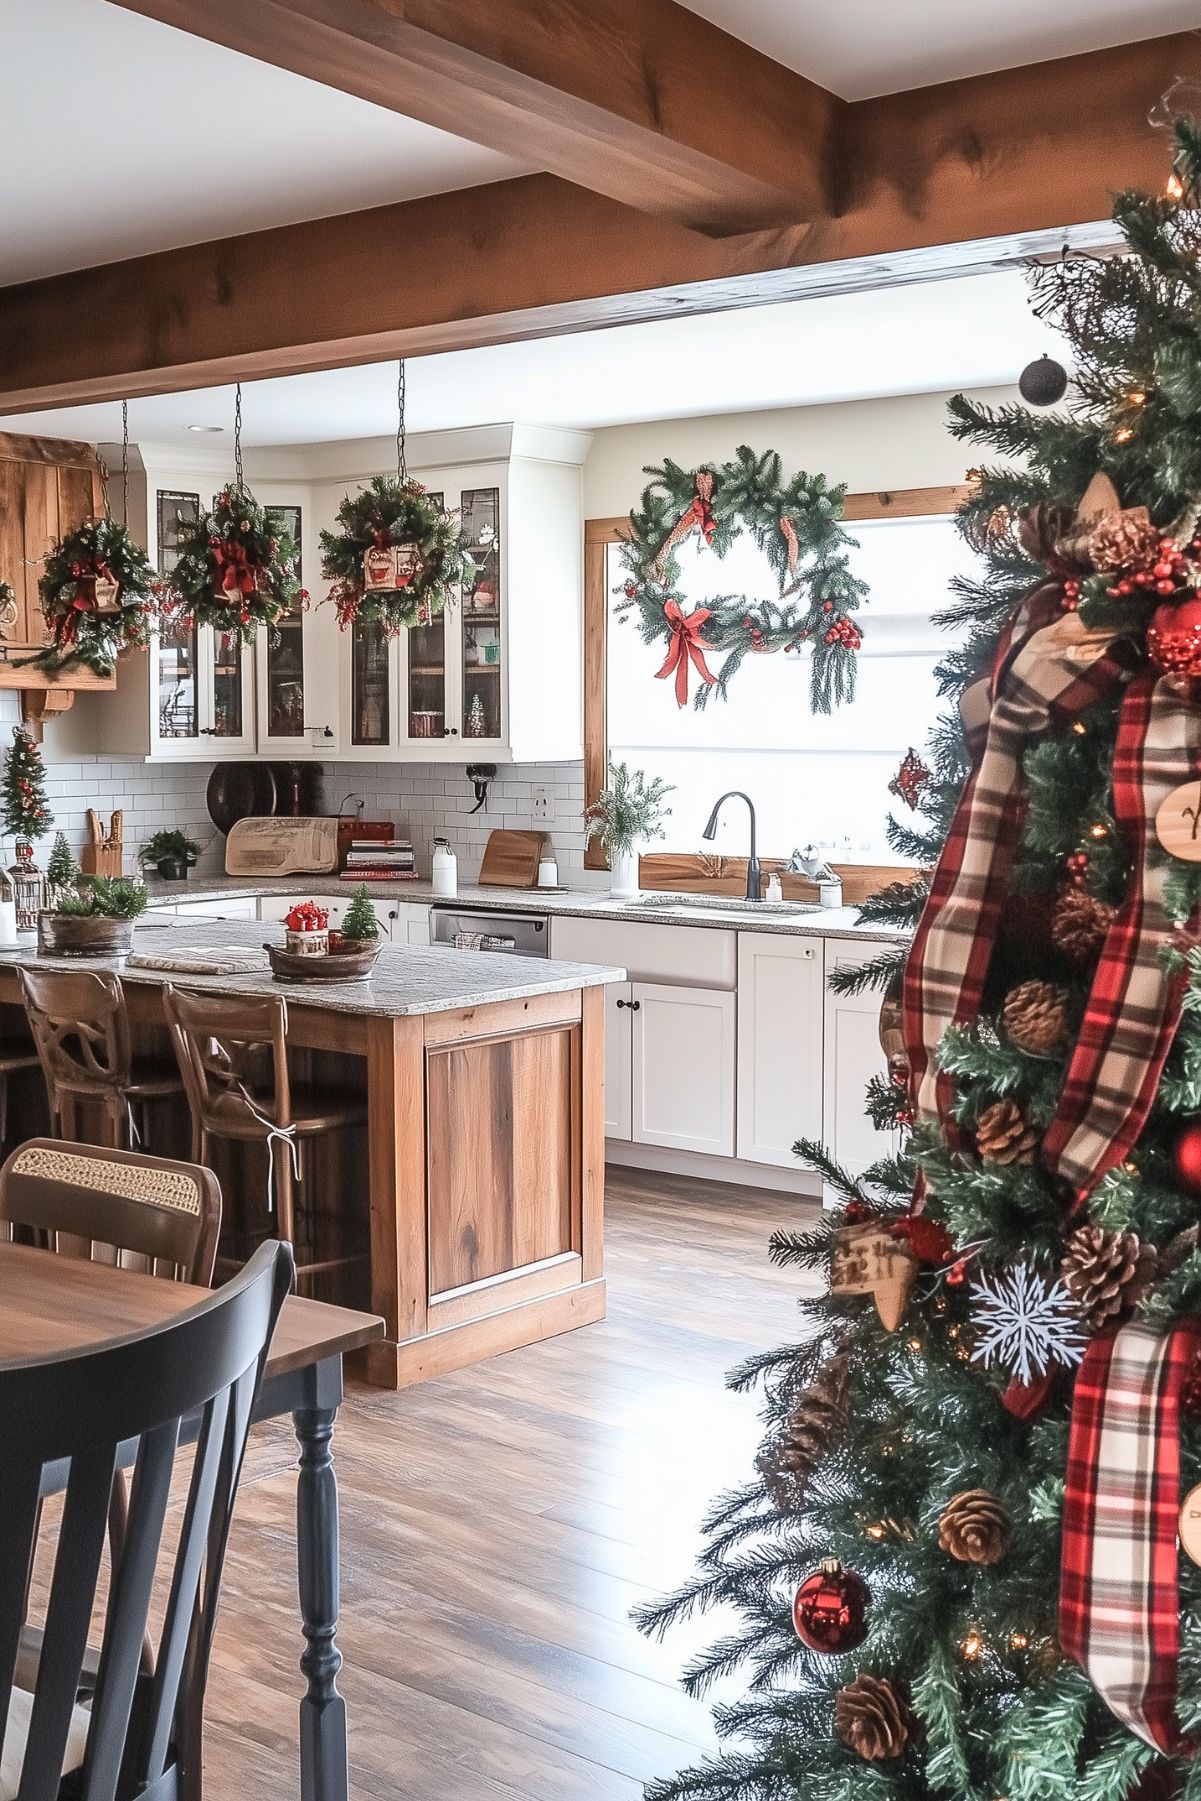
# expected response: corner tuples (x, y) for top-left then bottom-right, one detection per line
(80, 839), (123, 878)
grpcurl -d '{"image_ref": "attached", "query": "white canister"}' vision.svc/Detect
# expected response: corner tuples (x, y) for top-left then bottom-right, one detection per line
(432, 837), (458, 899)
(0, 900), (17, 947)
(537, 852), (559, 889)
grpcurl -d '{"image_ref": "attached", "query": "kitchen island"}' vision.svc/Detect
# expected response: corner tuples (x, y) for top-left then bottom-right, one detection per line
(0, 921), (623, 1389)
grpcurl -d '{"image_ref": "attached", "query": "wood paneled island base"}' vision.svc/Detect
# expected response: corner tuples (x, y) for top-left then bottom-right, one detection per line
(0, 926), (619, 1390)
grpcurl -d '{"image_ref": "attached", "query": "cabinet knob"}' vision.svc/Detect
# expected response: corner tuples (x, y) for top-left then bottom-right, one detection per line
(616, 997), (641, 1011)
(443, 727), (459, 736)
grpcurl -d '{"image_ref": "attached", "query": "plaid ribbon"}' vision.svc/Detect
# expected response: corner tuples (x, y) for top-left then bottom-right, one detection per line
(1042, 671), (1201, 1199)
(1060, 1317), (1201, 1755)
(903, 608), (1135, 1127)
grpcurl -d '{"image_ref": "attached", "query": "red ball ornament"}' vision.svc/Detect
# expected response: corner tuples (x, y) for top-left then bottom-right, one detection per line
(792, 1559), (870, 1654)
(1147, 596), (1201, 676)
(1172, 1121), (1201, 1196)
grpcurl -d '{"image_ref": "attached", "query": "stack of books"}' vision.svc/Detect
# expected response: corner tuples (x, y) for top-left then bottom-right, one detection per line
(340, 838), (420, 882)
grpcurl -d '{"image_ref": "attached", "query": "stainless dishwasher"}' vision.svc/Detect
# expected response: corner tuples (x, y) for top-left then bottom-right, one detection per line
(428, 906), (549, 957)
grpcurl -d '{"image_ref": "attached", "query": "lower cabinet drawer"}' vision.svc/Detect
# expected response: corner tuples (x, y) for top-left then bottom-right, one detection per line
(550, 916), (736, 989)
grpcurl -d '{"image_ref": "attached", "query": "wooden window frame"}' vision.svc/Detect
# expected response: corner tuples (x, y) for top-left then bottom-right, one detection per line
(583, 483), (973, 873)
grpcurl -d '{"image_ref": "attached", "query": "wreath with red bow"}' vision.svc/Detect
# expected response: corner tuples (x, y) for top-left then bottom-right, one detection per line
(319, 474), (467, 631)
(27, 517), (159, 677)
(163, 486), (300, 643)
(616, 446), (867, 710)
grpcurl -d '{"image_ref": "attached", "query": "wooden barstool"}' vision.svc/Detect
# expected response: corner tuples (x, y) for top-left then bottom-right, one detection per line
(162, 984), (366, 1287)
(17, 966), (184, 1151)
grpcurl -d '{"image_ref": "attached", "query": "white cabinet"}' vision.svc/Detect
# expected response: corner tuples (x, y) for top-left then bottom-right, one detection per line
(601, 978), (735, 1154)
(173, 896), (258, 920)
(604, 983), (634, 1140)
(822, 937), (898, 1188)
(736, 933), (824, 1168)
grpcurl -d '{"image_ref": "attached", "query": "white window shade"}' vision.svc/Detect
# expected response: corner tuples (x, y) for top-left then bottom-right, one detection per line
(607, 515), (975, 856)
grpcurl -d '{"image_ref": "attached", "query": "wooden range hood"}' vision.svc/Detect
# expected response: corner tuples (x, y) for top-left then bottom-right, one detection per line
(0, 431), (117, 731)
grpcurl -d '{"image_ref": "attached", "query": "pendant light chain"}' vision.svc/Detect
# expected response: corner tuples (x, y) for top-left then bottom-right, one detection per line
(396, 358), (407, 487)
(121, 400), (129, 525)
(234, 381), (245, 494)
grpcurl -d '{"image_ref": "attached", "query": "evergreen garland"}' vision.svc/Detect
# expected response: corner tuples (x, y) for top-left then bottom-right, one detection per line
(163, 486), (300, 643)
(1, 727), (50, 843)
(28, 516), (159, 677)
(616, 446), (867, 711)
(319, 475), (467, 630)
(639, 116), (1201, 1801)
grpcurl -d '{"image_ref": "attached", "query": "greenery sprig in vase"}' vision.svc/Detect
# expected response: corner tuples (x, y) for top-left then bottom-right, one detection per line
(584, 761), (673, 900)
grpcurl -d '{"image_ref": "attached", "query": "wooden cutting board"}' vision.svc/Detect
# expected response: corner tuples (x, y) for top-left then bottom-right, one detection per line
(225, 816), (339, 877)
(477, 829), (546, 888)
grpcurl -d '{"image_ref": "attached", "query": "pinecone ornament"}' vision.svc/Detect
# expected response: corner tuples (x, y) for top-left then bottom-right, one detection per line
(938, 1488), (1011, 1566)
(757, 1354), (849, 1511)
(1002, 980), (1069, 1055)
(833, 1674), (916, 1763)
(975, 1099), (1039, 1166)
(1086, 507), (1160, 573)
(1061, 1225), (1158, 1330)
(1051, 886), (1116, 962)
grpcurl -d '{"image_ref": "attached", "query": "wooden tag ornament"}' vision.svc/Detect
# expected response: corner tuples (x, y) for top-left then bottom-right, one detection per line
(1155, 780), (1201, 861)
(831, 1222), (918, 1332)
(1179, 1483), (1201, 1567)
(362, 544), (397, 592)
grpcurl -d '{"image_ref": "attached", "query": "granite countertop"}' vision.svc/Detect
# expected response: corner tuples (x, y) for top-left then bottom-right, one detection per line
(1, 919), (624, 1019)
(145, 874), (910, 944)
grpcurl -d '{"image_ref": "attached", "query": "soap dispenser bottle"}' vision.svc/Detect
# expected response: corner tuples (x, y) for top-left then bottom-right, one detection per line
(432, 836), (458, 899)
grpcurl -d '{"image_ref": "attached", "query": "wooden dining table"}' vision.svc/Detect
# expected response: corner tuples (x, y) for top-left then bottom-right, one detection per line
(0, 1242), (384, 1801)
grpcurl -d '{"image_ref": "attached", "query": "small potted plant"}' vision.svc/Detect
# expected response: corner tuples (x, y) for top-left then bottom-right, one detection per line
(584, 761), (673, 901)
(143, 828), (201, 883)
(284, 899), (330, 957)
(39, 876), (149, 957)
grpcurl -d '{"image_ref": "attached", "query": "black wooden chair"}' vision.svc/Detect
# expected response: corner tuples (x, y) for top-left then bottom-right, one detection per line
(0, 1237), (293, 1801)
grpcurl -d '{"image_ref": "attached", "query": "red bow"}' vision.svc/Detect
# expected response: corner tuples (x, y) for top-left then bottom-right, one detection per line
(656, 599), (718, 707)
(213, 539), (258, 599)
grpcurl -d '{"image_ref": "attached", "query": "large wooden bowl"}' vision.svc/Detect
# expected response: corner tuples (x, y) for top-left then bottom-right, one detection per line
(38, 913), (135, 958)
(265, 939), (381, 984)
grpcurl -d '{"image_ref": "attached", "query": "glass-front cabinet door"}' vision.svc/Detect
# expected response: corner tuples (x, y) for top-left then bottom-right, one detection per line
(350, 620), (393, 749)
(460, 485), (503, 744)
(150, 487), (255, 757)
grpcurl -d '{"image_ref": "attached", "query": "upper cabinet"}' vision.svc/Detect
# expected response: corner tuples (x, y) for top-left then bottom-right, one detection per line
(0, 433), (105, 652)
(54, 425), (587, 764)
(326, 428), (588, 764)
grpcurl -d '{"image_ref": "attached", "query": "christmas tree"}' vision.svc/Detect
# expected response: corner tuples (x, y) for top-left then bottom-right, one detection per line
(46, 831), (76, 890)
(340, 882), (379, 941)
(2, 727), (51, 845)
(641, 115), (1201, 1800)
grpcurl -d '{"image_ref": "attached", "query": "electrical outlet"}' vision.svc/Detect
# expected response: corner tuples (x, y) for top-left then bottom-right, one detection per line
(531, 787), (553, 822)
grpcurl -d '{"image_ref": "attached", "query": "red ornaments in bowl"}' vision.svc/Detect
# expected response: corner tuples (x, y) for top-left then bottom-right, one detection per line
(793, 1559), (870, 1654)
(1148, 597), (1201, 676)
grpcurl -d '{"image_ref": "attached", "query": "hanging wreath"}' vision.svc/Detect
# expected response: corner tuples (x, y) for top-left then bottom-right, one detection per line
(24, 517), (159, 677)
(319, 474), (468, 631)
(163, 486), (300, 644)
(616, 446), (867, 710)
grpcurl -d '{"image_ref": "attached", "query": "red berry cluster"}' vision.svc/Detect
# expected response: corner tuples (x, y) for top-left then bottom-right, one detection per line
(821, 606), (861, 650)
(1106, 536), (1196, 600)
(1061, 579), (1081, 612)
(1065, 850), (1090, 887)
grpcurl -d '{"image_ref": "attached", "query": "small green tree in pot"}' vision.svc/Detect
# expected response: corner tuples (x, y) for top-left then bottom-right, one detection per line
(338, 884), (379, 944)
(45, 832), (79, 907)
(584, 761), (673, 900)
(42, 876), (149, 957)
(142, 829), (201, 883)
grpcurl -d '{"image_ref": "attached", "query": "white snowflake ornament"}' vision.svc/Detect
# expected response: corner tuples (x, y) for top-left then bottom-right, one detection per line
(970, 1262), (1087, 1387)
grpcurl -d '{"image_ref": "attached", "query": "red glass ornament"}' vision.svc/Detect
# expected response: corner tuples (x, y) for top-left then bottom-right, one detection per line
(1172, 1121), (1201, 1196)
(792, 1559), (870, 1654)
(1147, 596), (1201, 676)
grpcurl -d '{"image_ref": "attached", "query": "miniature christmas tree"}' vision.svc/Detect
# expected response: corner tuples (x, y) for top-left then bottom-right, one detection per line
(340, 883), (379, 941)
(642, 115), (1201, 1801)
(46, 831), (76, 891)
(2, 727), (51, 846)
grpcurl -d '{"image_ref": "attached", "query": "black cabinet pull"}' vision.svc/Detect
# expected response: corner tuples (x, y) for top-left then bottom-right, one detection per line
(616, 997), (641, 1011)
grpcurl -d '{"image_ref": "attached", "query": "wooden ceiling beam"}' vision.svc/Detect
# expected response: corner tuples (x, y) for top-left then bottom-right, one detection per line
(0, 32), (1194, 415)
(109, 0), (842, 232)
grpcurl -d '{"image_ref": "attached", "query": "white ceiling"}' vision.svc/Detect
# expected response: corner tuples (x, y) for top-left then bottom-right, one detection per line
(675, 0), (1199, 98)
(0, 268), (1073, 447)
(0, 0), (528, 285)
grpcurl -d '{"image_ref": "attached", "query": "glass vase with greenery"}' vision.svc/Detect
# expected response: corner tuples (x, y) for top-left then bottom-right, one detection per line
(584, 761), (673, 899)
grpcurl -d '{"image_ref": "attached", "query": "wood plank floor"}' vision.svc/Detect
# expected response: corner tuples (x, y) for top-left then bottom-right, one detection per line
(203, 1167), (821, 1800)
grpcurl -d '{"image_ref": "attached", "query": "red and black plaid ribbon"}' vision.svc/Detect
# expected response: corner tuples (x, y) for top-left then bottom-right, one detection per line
(1061, 1316), (1201, 1755)
(1043, 671), (1201, 1200)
